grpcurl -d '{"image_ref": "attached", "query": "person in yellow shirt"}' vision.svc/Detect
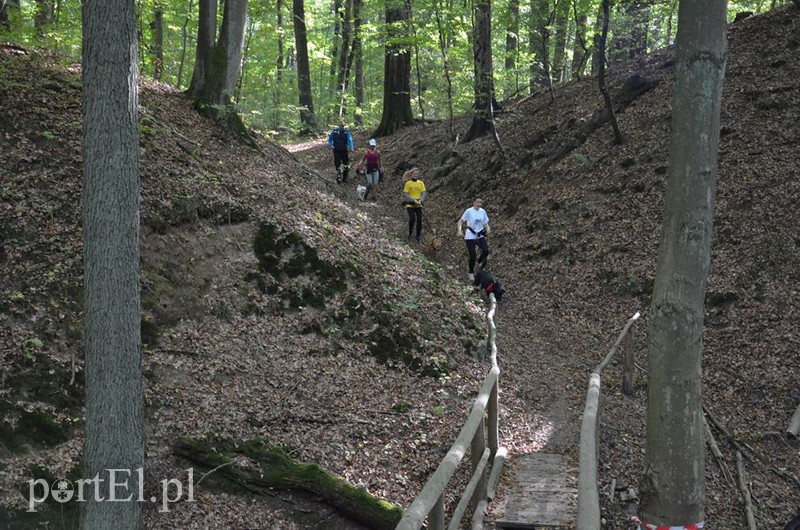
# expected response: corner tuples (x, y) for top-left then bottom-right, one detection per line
(402, 168), (427, 243)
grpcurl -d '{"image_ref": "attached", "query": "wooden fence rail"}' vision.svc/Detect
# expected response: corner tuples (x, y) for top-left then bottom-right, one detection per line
(396, 294), (505, 530)
(577, 311), (640, 529)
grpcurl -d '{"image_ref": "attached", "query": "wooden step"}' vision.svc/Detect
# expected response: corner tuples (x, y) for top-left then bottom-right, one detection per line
(491, 453), (577, 529)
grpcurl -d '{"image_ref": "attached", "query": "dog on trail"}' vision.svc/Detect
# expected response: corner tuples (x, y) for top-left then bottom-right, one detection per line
(473, 268), (505, 302)
(356, 184), (367, 201)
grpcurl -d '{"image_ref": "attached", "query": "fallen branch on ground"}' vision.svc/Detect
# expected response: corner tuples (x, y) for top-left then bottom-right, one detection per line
(175, 437), (403, 530)
(736, 451), (757, 530)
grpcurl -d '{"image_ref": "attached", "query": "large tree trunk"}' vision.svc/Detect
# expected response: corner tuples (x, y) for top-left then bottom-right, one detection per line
(201, 0), (248, 105)
(639, 0), (728, 525)
(188, 0), (217, 96)
(373, 0), (414, 137)
(293, 0), (315, 131)
(81, 0), (143, 528)
(462, 0), (495, 142)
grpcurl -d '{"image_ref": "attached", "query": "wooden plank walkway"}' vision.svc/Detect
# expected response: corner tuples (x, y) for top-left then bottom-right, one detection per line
(491, 453), (577, 529)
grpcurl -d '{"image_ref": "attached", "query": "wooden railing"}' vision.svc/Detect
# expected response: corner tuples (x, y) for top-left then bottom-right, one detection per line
(396, 294), (506, 530)
(577, 311), (641, 528)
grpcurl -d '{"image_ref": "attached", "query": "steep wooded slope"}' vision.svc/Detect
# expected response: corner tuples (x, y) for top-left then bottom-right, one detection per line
(307, 6), (797, 527)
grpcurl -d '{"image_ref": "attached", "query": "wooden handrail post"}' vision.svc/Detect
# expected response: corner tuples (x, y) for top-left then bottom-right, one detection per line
(488, 379), (499, 458)
(622, 324), (635, 396)
(470, 416), (487, 510)
(430, 494), (445, 530)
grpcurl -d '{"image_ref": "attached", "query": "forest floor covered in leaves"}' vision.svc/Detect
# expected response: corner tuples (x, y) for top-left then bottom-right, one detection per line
(1, 5), (800, 530)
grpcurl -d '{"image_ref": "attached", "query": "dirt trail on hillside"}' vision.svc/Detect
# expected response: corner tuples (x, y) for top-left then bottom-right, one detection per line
(291, 137), (582, 481)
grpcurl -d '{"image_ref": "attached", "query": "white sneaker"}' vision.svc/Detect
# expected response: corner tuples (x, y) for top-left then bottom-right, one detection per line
(467, 272), (474, 282)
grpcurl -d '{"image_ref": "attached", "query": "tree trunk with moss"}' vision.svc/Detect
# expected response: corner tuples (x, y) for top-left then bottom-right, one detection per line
(176, 438), (403, 530)
(188, 0), (250, 136)
(639, 0), (728, 525)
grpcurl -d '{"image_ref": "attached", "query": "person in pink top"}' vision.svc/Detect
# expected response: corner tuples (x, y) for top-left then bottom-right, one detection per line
(357, 138), (382, 201)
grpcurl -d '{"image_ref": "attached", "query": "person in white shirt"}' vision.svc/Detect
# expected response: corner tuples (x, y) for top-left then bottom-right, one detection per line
(457, 198), (491, 280)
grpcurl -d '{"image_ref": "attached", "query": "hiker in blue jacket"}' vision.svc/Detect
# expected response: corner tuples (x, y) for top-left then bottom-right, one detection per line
(327, 121), (355, 183)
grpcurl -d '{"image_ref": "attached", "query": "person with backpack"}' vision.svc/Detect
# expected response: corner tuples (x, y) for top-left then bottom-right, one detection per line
(357, 138), (382, 201)
(327, 120), (354, 183)
(458, 197), (491, 280)
(402, 168), (426, 243)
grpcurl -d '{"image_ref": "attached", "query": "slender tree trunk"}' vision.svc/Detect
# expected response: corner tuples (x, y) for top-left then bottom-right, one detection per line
(293, 0), (316, 131)
(188, 0), (217, 96)
(505, 0), (519, 94)
(628, 1), (649, 59)
(0, 0), (20, 32)
(177, 0), (194, 89)
(352, 0), (364, 125)
(434, 1), (455, 138)
(411, 18), (425, 123)
(34, 0), (53, 37)
(529, 0), (552, 92)
(598, 0), (622, 143)
(336, 0), (353, 116)
(81, 0), (143, 527)
(336, 0), (352, 91)
(571, 0), (590, 78)
(639, 0), (728, 525)
(551, 0), (569, 82)
(373, 0), (415, 137)
(236, 15), (255, 104)
(590, 1), (603, 74)
(274, 0), (284, 127)
(152, 2), (164, 80)
(462, 0), (496, 142)
(330, 0), (342, 79)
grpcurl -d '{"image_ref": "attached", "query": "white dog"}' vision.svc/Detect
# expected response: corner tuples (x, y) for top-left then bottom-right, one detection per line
(356, 184), (367, 201)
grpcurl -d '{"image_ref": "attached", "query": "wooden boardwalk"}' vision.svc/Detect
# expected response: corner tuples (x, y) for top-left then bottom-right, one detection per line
(490, 453), (577, 529)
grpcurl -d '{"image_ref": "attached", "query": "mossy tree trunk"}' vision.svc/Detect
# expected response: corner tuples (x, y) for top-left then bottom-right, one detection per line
(175, 438), (403, 530)
(188, 0), (250, 136)
(639, 0), (728, 525)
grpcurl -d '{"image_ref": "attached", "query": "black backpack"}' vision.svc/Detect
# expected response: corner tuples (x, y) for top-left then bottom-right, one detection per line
(332, 128), (348, 150)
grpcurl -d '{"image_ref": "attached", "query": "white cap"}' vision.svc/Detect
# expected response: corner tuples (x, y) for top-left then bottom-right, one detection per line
(369, 138), (377, 146)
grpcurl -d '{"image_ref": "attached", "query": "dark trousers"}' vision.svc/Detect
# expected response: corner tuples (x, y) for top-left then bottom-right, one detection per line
(407, 207), (422, 241)
(333, 149), (349, 180)
(466, 237), (489, 273)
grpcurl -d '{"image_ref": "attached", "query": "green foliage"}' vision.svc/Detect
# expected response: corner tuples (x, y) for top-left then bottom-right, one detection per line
(21, 337), (43, 359)
(0, 0), (786, 133)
